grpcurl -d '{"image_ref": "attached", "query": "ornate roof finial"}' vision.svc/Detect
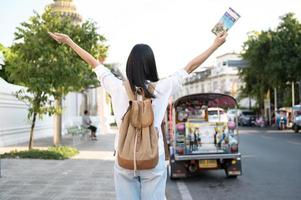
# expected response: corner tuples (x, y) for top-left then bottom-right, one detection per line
(49, 0), (82, 24)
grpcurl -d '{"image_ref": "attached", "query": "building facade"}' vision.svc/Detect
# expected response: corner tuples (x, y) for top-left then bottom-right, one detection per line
(174, 53), (248, 105)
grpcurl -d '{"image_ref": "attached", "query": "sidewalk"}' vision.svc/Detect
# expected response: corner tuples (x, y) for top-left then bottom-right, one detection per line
(239, 125), (297, 133)
(0, 130), (117, 200)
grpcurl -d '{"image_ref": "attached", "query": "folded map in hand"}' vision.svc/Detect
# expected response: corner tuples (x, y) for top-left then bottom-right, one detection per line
(212, 7), (241, 35)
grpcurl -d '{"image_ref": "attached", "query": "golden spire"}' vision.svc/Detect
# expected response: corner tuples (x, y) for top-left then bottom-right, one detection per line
(49, 0), (82, 24)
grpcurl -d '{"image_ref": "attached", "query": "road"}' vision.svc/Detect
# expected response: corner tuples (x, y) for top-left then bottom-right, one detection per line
(166, 127), (301, 200)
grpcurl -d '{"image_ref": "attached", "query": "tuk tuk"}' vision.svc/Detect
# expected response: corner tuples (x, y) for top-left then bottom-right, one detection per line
(165, 93), (242, 179)
(276, 107), (292, 130)
(292, 105), (301, 133)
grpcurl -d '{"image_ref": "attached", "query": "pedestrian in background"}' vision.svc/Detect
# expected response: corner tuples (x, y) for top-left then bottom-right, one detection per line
(82, 110), (97, 140)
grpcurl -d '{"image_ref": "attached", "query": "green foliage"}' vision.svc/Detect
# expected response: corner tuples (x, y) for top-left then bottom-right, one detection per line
(0, 43), (14, 83)
(240, 13), (301, 108)
(0, 146), (79, 160)
(48, 146), (79, 159)
(270, 13), (301, 84)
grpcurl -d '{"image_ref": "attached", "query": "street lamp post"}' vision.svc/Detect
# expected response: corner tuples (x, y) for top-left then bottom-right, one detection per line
(292, 81), (295, 107)
(299, 80), (301, 104)
(287, 81), (296, 107)
(274, 87), (277, 124)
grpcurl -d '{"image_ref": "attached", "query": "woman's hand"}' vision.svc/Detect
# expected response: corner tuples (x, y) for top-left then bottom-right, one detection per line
(212, 32), (228, 48)
(48, 31), (99, 68)
(48, 32), (71, 45)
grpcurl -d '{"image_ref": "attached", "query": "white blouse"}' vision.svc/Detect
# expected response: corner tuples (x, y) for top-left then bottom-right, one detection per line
(93, 64), (189, 156)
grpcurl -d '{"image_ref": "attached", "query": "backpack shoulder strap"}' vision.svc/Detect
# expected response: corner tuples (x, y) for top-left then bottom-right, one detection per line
(148, 83), (156, 95)
(161, 121), (170, 161)
(123, 80), (136, 101)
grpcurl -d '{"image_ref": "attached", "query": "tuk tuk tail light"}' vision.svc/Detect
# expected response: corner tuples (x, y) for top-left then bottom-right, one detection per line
(230, 144), (238, 153)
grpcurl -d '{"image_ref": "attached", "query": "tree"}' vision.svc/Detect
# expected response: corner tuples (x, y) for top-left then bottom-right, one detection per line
(240, 13), (301, 109)
(6, 8), (107, 149)
(240, 30), (273, 109)
(271, 13), (301, 84)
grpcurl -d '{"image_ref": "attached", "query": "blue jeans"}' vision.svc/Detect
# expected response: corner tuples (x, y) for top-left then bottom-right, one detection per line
(114, 154), (167, 200)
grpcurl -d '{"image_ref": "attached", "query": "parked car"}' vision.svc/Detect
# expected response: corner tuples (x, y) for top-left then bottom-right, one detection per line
(238, 110), (256, 126)
(227, 109), (241, 122)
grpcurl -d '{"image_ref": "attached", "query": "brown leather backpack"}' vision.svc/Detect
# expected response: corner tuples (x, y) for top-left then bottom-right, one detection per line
(117, 80), (159, 170)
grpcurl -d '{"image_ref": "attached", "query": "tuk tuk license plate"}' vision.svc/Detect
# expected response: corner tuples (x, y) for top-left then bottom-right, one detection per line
(199, 160), (218, 168)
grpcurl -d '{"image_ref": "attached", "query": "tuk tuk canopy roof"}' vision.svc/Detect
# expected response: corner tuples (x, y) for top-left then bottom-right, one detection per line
(174, 93), (237, 109)
(293, 105), (301, 110)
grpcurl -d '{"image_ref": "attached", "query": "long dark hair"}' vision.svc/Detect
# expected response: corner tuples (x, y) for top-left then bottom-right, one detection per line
(126, 44), (159, 98)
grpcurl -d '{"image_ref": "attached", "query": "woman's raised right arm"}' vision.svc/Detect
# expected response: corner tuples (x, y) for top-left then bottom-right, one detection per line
(48, 32), (99, 68)
(184, 32), (227, 74)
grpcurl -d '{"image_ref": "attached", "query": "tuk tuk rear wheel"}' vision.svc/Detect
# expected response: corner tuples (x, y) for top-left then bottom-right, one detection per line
(168, 164), (176, 180)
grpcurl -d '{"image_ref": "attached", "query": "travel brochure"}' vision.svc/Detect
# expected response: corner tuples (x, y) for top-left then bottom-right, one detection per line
(212, 7), (241, 35)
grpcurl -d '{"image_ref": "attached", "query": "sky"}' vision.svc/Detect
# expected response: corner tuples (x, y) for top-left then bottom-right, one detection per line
(0, 0), (301, 77)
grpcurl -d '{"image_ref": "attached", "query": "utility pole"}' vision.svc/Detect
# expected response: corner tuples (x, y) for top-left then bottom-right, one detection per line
(274, 87), (277, 124)
(299, 80), (301, 104)
(292, 81), (295, 107)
